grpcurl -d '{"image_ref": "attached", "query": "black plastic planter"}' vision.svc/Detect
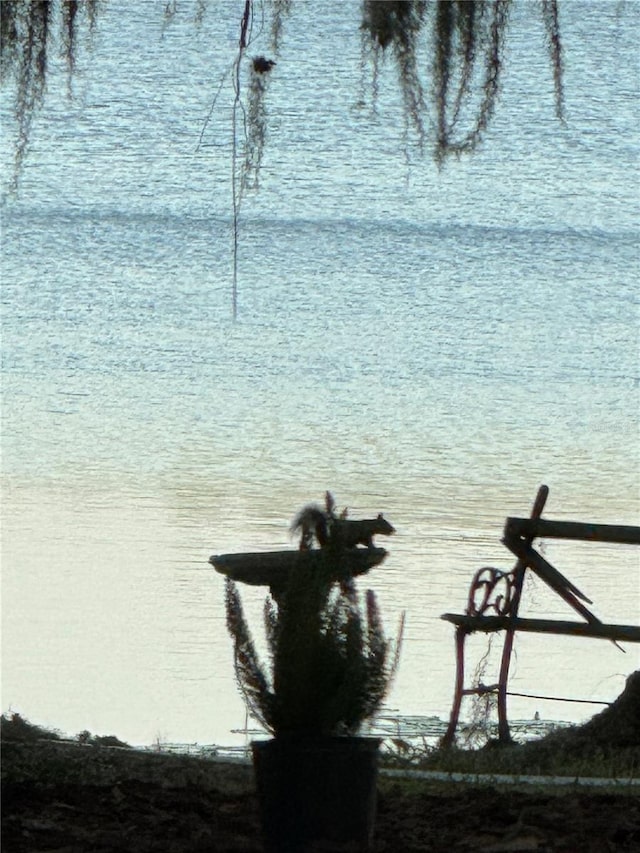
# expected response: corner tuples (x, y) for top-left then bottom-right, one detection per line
(252, 735), (381, 853)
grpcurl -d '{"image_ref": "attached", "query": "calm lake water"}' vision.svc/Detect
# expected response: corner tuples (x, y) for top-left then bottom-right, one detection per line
(1, 1), (639, 747)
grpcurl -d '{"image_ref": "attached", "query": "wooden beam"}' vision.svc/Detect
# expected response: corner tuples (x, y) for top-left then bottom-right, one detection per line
(441, 613), (640, 643)
(503, 536), (595, 607)
(496, 484), (548, 744)
(505, 517), (640, 546)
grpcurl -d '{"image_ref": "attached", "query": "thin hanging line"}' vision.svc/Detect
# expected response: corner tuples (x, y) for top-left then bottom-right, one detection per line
(507, 690), (610, 706)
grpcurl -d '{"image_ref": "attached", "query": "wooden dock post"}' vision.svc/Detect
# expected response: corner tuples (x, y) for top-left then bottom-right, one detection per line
(496, 484), (548, 743)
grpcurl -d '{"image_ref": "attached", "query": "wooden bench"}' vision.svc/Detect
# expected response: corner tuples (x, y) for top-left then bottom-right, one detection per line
(441, 485), (640, 746)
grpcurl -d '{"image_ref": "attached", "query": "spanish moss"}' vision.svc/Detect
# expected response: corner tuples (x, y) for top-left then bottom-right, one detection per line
(270, 0), (292, 53)
(1, 0), (97, 190)
(363, 1), (429, 146)
(361, 0), (563, 161)
(1, 0), (566, 181)
(1, 0), (565, 316)
(434, 0), (512, 161)
(541, 0), (565, 121)
(244, 56), (276, 191)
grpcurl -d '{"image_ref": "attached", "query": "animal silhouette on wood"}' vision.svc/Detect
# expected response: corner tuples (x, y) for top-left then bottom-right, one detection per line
(291, 492), (395, 551)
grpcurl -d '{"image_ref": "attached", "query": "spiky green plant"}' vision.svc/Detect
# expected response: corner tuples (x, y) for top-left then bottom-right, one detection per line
(225, 551), (404, 737)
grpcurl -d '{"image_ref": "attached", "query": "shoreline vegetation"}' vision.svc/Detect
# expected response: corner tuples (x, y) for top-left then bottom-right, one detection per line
(3, 674), (639, 851)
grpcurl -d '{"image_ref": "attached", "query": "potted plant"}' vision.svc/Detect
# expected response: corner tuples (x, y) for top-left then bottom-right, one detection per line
(224, 502), (404, 853)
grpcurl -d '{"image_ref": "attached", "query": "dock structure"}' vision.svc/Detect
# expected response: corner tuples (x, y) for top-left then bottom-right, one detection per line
(441, 485), (640, 746)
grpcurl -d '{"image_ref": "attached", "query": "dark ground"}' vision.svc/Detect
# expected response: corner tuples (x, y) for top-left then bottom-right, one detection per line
(3, 739), (639, 852)
(3, 675), (640, 852)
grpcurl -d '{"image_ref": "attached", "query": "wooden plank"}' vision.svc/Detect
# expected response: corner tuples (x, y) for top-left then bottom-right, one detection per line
(441, 613), (640, 643)
(502, 536), (594, 606)
(496, 484), (548, 744)
(505, 517), (640, 545)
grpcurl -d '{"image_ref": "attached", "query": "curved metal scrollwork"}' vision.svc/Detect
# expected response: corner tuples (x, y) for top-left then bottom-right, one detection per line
(466, 566), (517, 617)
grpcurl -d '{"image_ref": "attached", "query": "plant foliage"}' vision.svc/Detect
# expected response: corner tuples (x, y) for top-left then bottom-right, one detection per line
(1, 0), (564, 315)
(362, 0), (563, 162)
(2, 1), (564, 184)
(225, 551), (404, 737)
(1, 0), (98, 190)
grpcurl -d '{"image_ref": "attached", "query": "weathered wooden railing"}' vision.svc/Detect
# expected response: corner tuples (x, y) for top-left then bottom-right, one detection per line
(441, 485), (640, 746)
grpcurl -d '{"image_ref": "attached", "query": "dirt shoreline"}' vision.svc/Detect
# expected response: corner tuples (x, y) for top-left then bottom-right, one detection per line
(3, 738), (639, 852)
(4, 676), (640, 852)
